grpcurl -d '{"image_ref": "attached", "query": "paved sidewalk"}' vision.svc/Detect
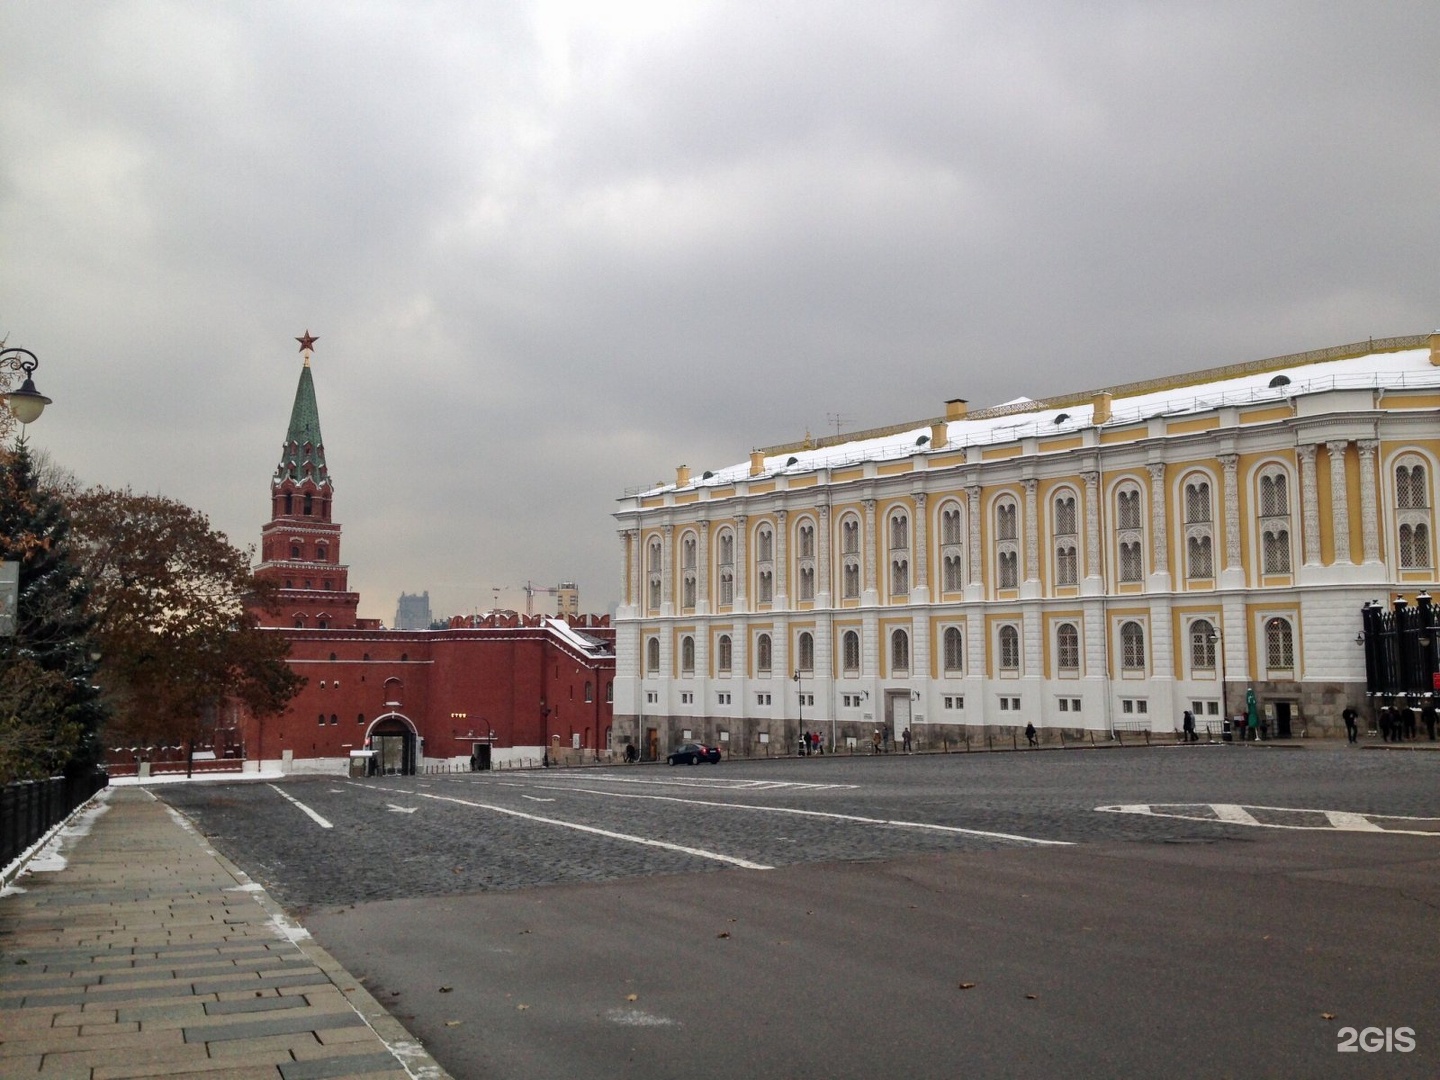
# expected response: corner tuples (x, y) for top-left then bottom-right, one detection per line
(0, 787), (450, 1080)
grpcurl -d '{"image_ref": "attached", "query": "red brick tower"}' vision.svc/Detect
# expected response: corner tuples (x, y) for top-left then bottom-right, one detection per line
(253, 333), (362, 629)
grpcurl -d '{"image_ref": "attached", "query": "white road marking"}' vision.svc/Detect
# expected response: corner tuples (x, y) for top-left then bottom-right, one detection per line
(1324, 811), (1383, 832)
(520, 796), (556, 803)
(267, 784), (333, 829)
(386, 804), (419, 814)
(1212, 804), (1261, 826)
(419, 793), (774, 869)
(528, 774), (856, 792)
(524, 784), (1072, 847)
(1097, 803), (1440, 836)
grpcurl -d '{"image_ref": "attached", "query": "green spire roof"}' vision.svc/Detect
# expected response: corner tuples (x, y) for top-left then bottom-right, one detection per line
(274, 363), (331, 490)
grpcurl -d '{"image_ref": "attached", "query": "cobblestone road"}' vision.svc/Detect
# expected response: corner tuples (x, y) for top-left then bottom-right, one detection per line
(158, 743), (1440, 913)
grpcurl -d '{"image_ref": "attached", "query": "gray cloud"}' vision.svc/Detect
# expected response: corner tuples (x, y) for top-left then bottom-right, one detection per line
(3, 0), (1438, 620)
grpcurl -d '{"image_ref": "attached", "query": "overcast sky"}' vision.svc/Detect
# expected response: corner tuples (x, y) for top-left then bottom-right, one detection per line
(3, 1), (1438, 622)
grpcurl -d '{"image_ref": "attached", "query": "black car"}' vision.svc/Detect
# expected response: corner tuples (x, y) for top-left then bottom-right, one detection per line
(667, 742), (721, 765)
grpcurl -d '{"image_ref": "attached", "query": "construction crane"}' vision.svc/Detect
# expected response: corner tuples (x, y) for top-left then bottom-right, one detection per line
(521, 580), (557, 617)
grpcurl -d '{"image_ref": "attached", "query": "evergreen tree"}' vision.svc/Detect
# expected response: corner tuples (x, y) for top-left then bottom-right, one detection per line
(0, 439), (106, 781)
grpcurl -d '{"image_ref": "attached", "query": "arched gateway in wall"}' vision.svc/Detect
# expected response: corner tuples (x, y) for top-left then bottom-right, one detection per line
(367, 713), (419, 775)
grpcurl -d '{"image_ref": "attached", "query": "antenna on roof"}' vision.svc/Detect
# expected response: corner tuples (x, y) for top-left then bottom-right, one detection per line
(826, 412), (853, 438)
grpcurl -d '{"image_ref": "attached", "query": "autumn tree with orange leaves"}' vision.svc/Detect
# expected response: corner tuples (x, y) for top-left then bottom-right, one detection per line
(68, 489), (302, 753)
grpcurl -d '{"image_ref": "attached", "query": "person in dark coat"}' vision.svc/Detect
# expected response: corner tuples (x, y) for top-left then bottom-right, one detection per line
(1025, 721), (1038, 747)
(1182, 710), (1197, 743)
(1402, 704), (1418, 740)
(1342, 705), (1358, 744)
(1423, 702), (1437, 741)
(1378, 705), (1393, 743)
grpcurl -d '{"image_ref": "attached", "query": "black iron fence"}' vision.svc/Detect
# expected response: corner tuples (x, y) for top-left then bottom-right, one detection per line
(1, 772), (109, 870)
(1362, 593), (1440, 700)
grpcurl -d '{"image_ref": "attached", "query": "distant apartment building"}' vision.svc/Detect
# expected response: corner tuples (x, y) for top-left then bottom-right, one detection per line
(395, 591), (432, 630)
(556, 582), (579, 618)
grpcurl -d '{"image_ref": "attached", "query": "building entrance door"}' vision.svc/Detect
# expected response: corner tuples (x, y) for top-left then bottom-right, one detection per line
(370, 716), (415, 775)
(646, 728), (659, 762)
(888, 692), (912, 747)
(1275, 701), (1293, 739)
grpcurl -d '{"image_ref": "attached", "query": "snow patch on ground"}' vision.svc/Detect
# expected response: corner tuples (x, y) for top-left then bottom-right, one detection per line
(606, 1007), (679, 1027)
(0, 791), (112, 895)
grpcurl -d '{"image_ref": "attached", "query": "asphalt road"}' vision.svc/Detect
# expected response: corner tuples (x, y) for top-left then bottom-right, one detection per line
(159, 744), (1440, 1079)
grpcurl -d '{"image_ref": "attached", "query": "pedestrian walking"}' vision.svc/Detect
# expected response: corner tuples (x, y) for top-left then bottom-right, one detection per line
(1423, 703), (1437, 741)
(1246, 688), (1260, 742)
(1342, 705), (1358, 744)
(902, 727), (912, 753)
(1402, 704), (1417, 740)
(1378, 705), (1393, 742)
(1025, 721), (1038, 747)
(872, 729), (881, 754)
(1182, 710), (1197, 743)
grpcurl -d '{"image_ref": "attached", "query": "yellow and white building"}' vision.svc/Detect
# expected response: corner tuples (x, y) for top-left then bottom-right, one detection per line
(613, 332), (1440, 757)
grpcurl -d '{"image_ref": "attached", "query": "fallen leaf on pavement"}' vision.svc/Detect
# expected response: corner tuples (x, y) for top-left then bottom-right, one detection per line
(959, 983), (976, 990)
(439, 986), (452, 993)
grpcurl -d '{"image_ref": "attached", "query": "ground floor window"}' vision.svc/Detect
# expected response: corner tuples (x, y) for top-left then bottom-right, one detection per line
(944, 695), (964, 710)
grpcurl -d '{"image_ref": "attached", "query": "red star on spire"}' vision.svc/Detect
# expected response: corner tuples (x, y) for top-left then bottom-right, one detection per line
(296, 330), (319, 352)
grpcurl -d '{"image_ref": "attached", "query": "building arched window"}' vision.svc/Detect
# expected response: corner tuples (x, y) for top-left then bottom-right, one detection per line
(797, 519), (816, 600)
(889, 510), (910, 598)
(756, 633), (773, 674)
(756, 524), (774, 603)
(1257, 466), (1292, 574)
(681, 534), (697, 610)
(1120, 621), (1145, 670)
(797, 631), (814, 673)
(840, 514), (861, 599)
(842, 630), (860, 674)
(1056, 622), (1080, 671)
(680, 635), (695, 674)
(293, 614), (306, 628)
(940, 502), (964, 592)
(315, 544), (327, 562)
(1396, 458), (1433, 569)
(1190, 619), (1216, 670)
(290, 544), (301, 560)
(998, 625), (1020, 671)
(891, 629), (909, 673)
(646, 637), (660, 675)
(647, 537), (662, 610)
(584, 681), (593, 702)
(1053, 492), (1078, 586)
(995, 497), (1019, 589)
(1115, 482), (1144, 582)
(717, 527), (735, 606)
(1184, 476), (1214, 579)
(717, 634), (733, 673)
(1265, 617), (1295, 671)
(943, 626), (963, 674)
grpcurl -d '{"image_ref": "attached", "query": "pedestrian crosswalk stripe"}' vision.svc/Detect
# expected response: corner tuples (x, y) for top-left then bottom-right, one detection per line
(1096, 803), (1440, 836)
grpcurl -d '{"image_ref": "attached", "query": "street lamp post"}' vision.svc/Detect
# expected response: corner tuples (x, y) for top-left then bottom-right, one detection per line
(794, 669), (804, 755)
(1209, 627), (1226, 741)
(1, 348), (53, 426)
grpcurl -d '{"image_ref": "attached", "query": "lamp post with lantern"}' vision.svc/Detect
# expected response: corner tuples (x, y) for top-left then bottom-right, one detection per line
(1, 347), (54, 427)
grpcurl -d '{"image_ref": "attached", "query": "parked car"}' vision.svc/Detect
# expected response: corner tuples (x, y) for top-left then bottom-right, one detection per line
(667, 742), (721, 765)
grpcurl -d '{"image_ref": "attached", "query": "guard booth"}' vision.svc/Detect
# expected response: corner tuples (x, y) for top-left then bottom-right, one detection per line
(348, 749), (375, 778)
